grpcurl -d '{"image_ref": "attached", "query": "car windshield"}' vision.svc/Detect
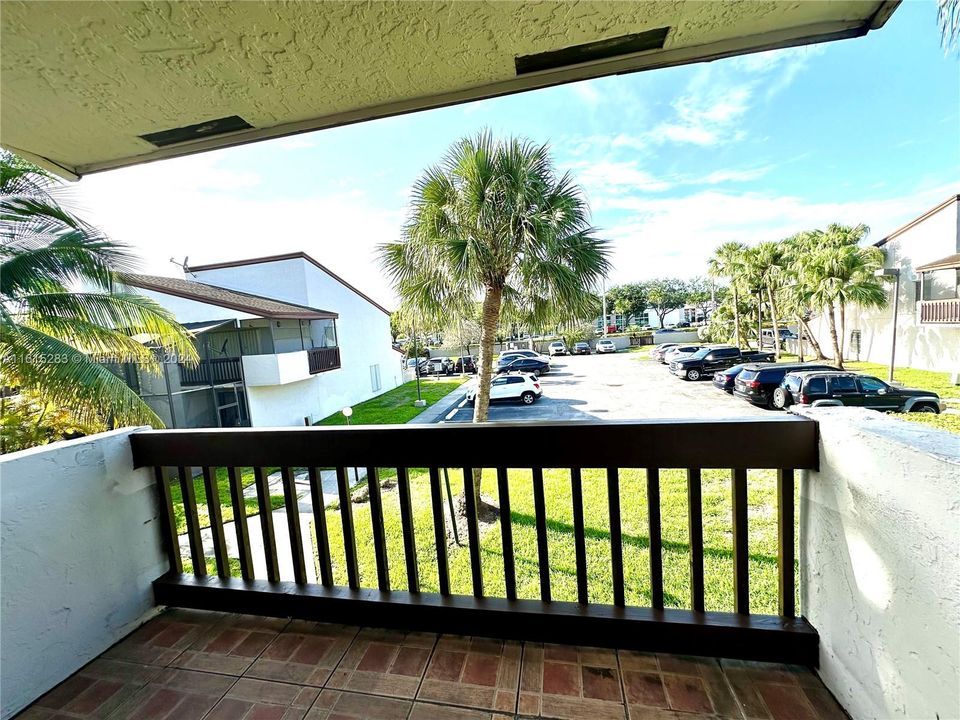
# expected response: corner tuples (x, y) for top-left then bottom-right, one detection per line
(689, 348), (711, 359)
(739, 369), (759, 381)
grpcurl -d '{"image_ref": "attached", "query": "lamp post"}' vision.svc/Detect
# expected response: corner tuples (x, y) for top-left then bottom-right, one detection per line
(412, 320), (425, 407)
(875, 267), (901, 382)
(341, 407), (360, 484)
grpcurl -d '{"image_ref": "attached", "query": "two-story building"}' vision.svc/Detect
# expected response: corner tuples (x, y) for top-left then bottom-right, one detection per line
(809, 194), (960, 373)
(123, 252), (400, 428)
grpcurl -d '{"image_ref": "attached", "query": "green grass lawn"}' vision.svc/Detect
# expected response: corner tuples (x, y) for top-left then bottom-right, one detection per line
(843, 361), (960, 400)
(893, 412), (960, 434)
(315, 378), (468, 425)
(168, 466), (284, 535)
(317, 466), (797, 615)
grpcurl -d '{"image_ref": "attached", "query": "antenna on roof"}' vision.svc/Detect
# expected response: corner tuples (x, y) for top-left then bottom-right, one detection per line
(170, 256), (198, 279)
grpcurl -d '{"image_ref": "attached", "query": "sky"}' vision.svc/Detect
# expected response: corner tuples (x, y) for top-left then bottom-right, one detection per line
(70, 1), (958, 310)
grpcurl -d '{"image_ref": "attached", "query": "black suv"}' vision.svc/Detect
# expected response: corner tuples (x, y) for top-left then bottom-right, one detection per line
(733, 362), (837, 408)
(671, 347), (774, 380)
(571, 342), (591, 355)
(776, 371), (945, 413)
(451, 356), (477, 373)
(496, 357), (549, 376)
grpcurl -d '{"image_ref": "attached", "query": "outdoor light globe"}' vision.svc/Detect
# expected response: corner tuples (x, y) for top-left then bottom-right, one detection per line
(341, 406), (353, 418)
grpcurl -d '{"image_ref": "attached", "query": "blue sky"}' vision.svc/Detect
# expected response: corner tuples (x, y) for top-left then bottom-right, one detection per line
(77, 1), (958, 307)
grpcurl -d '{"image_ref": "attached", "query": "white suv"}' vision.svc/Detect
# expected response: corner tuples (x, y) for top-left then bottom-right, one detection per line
(548, 341), (568, 356)
(466, 373), (542, 405)
(596, 339), (617, 354)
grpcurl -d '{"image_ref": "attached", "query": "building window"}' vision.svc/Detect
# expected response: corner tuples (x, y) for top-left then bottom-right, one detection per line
(921, 268), (960, 301)
(370, 364), (382, 392)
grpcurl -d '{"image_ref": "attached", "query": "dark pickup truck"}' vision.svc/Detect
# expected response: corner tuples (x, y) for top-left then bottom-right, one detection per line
(670, 346), (775, 381)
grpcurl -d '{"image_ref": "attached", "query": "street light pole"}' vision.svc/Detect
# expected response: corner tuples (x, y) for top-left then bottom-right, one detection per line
(412, 319), (425, 406)
(876, 268), (901, 382)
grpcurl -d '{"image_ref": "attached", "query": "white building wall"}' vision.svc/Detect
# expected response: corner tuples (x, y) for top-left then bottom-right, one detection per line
(794, 407), (960, 720)
(809, 198), (960, 372)
(0, 428), (165, 720)
(194, 257), (401, 425)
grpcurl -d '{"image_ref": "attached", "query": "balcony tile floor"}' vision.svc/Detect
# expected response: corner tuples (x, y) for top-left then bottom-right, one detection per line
(16, 609), (847, 720)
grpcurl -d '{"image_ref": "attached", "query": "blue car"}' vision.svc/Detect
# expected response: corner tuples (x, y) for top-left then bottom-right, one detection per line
(712, 363), (748, 393)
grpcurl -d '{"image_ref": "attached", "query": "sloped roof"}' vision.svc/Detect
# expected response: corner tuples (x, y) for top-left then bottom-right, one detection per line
(916, 253), (960, 272)
(190, 252), (391, 315)
(874, 195), (960, 247)
(124, 274), (338, 320)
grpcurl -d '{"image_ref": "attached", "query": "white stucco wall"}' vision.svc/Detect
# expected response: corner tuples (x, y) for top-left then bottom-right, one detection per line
(809, 198), (960, 373)
(195, 257), (401, 425)
(0, 428), (166, 719)
(795, 407), (960, 720)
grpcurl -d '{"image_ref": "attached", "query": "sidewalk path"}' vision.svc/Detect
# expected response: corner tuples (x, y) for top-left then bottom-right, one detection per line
(406, 379), (471, 424)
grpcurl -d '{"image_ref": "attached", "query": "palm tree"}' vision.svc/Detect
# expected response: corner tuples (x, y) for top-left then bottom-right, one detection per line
(783, 231), (828, 360)
(1, 153), (197, 430)
(381, 133), (609, 505)
(753, 241), (788, 360)
(708, 242), (748, 347)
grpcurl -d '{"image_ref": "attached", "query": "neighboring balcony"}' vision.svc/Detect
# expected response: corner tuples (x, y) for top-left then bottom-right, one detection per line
(177, 357), (243, 386)
(920, 298), (960, 324)
(308, 346), (341, 374)
(242, 347), (341, 386)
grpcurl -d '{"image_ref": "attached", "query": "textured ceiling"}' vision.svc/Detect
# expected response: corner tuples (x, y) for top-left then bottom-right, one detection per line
(1, 1), (898, 178)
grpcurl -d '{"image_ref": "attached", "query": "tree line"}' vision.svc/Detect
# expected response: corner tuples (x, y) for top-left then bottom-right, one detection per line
(605, 277), (721, 330)
(706, 226), (887, 368)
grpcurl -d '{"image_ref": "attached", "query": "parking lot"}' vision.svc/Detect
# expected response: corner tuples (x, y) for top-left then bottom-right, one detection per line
(441, 350), (770, 423)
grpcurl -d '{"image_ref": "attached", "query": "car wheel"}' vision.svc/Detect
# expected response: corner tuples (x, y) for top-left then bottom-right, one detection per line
(771, 387), (791, 410)
(911, 403), (939, 414)
(685, 369), (701, 381)
(520, 391), (536, 405)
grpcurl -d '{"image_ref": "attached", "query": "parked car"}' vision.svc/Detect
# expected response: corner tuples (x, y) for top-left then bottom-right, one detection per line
(466, 373), (542, 405)
(595, 339), (617, 354)
(548, 341), (568, 356)
(571, 342), (591, 355)
(496, 356), (550, 376)
(650, 343), (679, 361)
(733, 362), (837, 407)
(712, 363), (749, 393)
(451, 355), (476, 373)
(775, 371), (945, 413)
(661, 344), (705, 365)
(671, 347), (775, 380)
(761, 328), (798, 350)
(423, 357), (454, 375)
(499, 349), (550, 365)
(675, 321), (691, 328)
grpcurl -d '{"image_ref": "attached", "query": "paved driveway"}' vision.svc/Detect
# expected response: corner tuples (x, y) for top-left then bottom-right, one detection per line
(441, 351), (770, 423)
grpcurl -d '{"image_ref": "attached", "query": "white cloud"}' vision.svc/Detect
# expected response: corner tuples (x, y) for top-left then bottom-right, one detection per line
(599, 183), (958, 284)
(570, 80), (602, 106)
(74, 155), (403, 308)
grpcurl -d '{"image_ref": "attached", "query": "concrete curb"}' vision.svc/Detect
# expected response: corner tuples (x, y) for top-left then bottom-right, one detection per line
(406, 379), (472, 424)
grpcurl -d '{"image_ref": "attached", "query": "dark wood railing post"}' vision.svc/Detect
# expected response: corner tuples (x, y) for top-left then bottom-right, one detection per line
(496, 467), (516, 601)
(397, 467), (420, 593)
(607, 467), (624, 607)
(281, 467), (307, 584)
(335, 466), (360, 590)
(201, 467), (230, 579)
(177, 466), (206, 576)
(366, 467), (391, 592)
(462, 467), (484, 597)
(153, 467), (182, 574)
(732, 468), (750, 614)
(687, 468), (705, 612)
(531, 467), (551, 602)
(254, 467), (280, 582)
(227, 467), (254, 580)
(778, 468), (796, 618)
(308, 467), (333, 587)
(428, 467), (451, 596)
(570, 468), (589, 605)
(647, 467), (664, 610)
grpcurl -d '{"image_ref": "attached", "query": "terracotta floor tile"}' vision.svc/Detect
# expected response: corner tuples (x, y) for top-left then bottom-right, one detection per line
(722, 668), (772, 720)
(755, 683), (819, 720)
(172, 614), (288, 676)
(800, 685), (848, 720)
(519, 642), (625, 720)
(662, 674), (714, 714)
(418, 636), (521, 713)
(26, 659), (162, 719)
(245, 621), (358, 686)
(206, 678), (318, 720)
(101, 610), (223, 667)
(656, 655), (717, 677)
(304, 689), (412, 719)
(700, 662), (744, 719)
(105, 668), (235, 719)
(327, 628), (436, 699)
(621, 671), (667, 709)
(408, 701), (515, 719)
(617, 651), (660, 673)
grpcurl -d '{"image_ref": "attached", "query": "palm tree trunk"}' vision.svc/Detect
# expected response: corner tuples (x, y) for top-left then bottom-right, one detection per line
(839, 302), (846, 362)
(826, 303), (843, 369)
(798, 317), (825, 359)
(796, 314), (805, 362)
(767, 286), (780, 361)
(469, 283), (503, 508)
(756, 297), (762, 350)
(732, 286), (741, 346)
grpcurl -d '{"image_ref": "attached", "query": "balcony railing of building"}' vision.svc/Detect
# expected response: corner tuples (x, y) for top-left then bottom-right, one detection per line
(178, 357), (243, 386)
(130, 416), (819, 665)
(920, 298), (960, 324)
(308, 346), (341, 373)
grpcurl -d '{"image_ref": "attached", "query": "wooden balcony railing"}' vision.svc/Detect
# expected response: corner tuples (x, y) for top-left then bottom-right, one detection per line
(131, 417), (819, 664)
(178, 357), (242, 386)
(308, 346), (341, 374)
(920, 298), (960, 324)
